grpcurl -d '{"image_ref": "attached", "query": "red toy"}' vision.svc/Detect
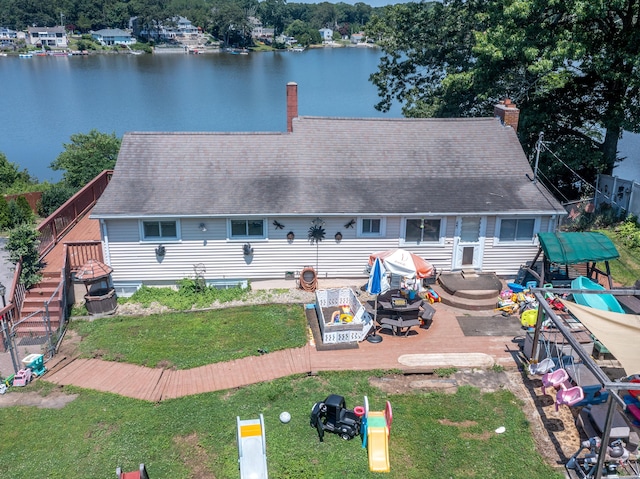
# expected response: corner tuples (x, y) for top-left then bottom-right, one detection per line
(426, 287), (441, 304)
(116, 464), (149, 479)
(546, 296), (565, 311)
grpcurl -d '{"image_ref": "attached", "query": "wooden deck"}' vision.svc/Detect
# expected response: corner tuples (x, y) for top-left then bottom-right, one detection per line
(44, 305), (519, 401)
(40, 212), (101, 274)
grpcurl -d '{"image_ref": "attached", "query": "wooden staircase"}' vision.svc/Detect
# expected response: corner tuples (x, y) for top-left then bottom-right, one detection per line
(16, 272), (63, 338)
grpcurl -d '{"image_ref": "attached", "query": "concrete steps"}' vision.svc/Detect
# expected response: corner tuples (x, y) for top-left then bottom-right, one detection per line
(431, 284), (500, 311)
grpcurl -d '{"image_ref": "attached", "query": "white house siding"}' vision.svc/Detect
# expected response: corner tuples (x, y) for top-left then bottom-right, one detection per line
(103, 214), (553, 284)
(479, 216), (553, 277)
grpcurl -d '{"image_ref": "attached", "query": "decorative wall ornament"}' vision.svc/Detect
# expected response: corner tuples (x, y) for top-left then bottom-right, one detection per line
(308, 224), (325, 244)
(287, 231), (295, 241)
(273, 220), (285, 230)
(243, 243), (254, 256)
(344, 219), (356, 229)
(155, 245), (166, 257)
(334, 231), (343, 242)
(308, 217), (326, 272)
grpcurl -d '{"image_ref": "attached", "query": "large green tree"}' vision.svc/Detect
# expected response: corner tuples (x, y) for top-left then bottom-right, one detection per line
(0, 152), (34, 194)
(258, 0), (287, 37)
(368, 0), (640, 201)
(50, 130), (121, 189)
(209, 0), (253, 46)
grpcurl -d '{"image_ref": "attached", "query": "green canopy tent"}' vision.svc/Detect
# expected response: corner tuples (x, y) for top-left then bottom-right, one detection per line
(525, 232), (620, 288)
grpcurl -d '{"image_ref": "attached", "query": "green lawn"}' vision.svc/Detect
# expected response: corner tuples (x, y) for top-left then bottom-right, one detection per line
(600, 230), (640, 286)
(5, 303), (565, 478)
(1, 372), (563, 479)
(69, 304), (308, 369)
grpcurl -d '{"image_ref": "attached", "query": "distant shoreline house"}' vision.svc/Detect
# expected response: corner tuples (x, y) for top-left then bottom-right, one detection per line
(249, 16), (274, 42)
(0, 27), (17, 45)
(27, 26), (68, 48)
(319, 28), (333, 43)
(129, 16), (201, 43)
(91, 83), (565, 295)
(350, 32), (365, 44)
(91, 28), (136, 46)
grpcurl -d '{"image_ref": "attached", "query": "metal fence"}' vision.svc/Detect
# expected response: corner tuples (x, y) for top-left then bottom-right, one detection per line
(594, 174), (640, 218)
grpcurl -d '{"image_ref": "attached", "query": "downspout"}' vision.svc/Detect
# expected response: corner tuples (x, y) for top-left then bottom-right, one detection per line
(100, 219), (111, 265)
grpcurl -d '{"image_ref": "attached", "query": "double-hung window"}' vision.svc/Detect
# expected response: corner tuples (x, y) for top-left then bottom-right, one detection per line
(404, 218), (443, 244)
(229, 218), (265, 239)
(497, 218), (536, 243)
(358, 217), (385, 237)
(141, 220), (179, 241)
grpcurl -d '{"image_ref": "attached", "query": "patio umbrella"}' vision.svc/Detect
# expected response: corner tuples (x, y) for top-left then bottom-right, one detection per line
(369, 249), (434, 280)
(366, 257), (389, 343)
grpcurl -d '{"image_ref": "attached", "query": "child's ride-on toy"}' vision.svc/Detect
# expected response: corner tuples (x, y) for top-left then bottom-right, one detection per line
(310, 394), (362, 441)
(12, 368), (32, 387)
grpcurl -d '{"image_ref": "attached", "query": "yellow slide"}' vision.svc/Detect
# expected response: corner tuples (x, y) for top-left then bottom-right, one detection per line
(367, 412), (390, 473)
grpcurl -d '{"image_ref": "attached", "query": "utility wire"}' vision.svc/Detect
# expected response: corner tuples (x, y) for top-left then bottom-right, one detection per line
(536, 169), (571, 203)
(539, 141), (595, 192)
(537, 136), (628, 212)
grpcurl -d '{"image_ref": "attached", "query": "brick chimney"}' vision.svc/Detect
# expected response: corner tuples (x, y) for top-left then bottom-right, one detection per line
(286, 82), (298, 133)
(494, 98), (520, 132)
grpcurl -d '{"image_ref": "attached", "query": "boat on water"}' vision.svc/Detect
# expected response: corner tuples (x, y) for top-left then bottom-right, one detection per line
(571, 276), (625, 313)
(19, 53), (33, 58)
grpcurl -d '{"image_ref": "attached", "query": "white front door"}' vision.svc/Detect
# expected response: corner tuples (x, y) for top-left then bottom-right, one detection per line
(452, 216), (486, 270)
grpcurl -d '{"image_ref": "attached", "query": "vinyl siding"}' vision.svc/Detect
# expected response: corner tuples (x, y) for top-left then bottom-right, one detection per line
(103, 215), (553, 283)
(480, 216), (552, 276)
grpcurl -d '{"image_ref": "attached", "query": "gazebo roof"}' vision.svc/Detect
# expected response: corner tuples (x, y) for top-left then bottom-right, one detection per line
(76, 259), (113, 282)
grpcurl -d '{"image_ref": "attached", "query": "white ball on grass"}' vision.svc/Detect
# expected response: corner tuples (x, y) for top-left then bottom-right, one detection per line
(279, 411), (291, 424)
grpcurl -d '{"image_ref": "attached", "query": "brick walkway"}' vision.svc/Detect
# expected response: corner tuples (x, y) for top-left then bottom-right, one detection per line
(44, 304), (520, 401)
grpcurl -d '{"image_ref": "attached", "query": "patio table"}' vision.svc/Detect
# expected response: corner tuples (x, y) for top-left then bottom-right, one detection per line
(377, 292), (424, 336)
(377, 292), (423, 319)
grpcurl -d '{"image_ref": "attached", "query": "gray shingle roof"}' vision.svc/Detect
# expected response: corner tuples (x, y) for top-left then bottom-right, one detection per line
(92, 116), (565, 217)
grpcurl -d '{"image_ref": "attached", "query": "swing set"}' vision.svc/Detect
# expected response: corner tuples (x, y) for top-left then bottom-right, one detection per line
(530, 327), (585, 410)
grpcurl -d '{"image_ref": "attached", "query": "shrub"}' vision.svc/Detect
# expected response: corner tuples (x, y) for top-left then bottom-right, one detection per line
(15, 195), (34, 221)
(5, 198), (33, 229)
(38, 183), (77, 217)
(5, 224), (42, 288)
(615, 215), (640, 249)
(0, 195), (9, 230)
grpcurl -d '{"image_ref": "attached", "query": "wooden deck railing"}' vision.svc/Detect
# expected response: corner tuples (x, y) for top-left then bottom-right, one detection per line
(1, 170), (112, 354)
(65, 241), (104, 272)
(37, 170), (112, 259)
